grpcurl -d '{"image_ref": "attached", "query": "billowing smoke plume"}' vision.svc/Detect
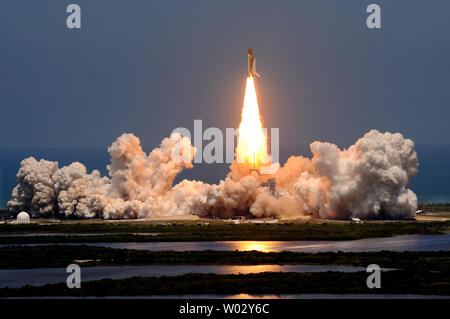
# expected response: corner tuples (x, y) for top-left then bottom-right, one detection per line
(8, 130), (418, 219)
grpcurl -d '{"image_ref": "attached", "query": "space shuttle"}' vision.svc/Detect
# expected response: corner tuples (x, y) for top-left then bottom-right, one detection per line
(248, 48), (260, 78)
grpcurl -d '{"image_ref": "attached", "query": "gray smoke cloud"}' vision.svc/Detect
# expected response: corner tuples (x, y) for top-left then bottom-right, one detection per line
(8, 129), (418, 220)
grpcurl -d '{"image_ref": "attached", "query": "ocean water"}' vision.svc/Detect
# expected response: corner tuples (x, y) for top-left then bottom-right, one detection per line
(1, 144), (449, 208)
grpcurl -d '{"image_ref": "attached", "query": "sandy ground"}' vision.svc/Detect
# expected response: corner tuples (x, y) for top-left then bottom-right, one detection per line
(415, 212), (450, 222)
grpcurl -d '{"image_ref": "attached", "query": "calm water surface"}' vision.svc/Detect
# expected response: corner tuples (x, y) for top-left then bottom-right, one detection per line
(98, 234), (450, 252)
(4, 234), (445, 252)
(0, 264), (378, 288)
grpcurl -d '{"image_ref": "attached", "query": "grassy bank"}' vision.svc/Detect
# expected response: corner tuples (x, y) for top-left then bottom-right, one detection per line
(1, 245), (449, 271)
(0, 220), (449, 243)
(1, 271), (449, 296)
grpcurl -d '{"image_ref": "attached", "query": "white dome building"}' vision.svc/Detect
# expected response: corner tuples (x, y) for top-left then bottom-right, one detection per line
(16, 211), (30, 224)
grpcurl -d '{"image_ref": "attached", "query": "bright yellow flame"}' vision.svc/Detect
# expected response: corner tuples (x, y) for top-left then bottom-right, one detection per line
(236, 76), (269, 168)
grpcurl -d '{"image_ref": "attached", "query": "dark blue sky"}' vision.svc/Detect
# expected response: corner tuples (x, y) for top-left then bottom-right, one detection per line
(1, 0), (450, 149)
(1, 1), (450, 206)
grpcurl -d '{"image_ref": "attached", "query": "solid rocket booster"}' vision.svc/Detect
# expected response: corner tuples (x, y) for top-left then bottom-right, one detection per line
(248, 48), (260, 78)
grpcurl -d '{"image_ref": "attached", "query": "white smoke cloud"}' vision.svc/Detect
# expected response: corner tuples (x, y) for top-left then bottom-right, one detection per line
(8, 129), (418, 220)
(290, 130), (418, 219)
(8, 158), (58, 217)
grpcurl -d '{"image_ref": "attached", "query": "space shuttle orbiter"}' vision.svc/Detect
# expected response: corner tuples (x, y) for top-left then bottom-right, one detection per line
(248, 48), (260, 78)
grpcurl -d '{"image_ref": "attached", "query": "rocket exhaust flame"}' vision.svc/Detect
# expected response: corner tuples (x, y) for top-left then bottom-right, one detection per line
(236, 76), (269, 171)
